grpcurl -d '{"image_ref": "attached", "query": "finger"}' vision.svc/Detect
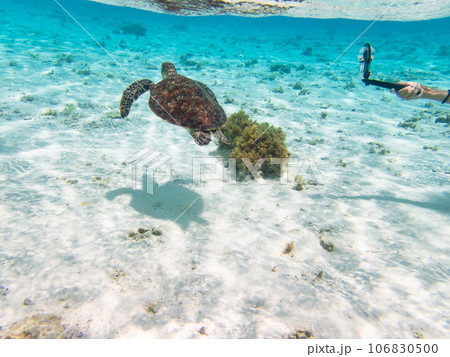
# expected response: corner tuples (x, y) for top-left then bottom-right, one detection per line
(396, 88), (414, 100)
(397, 87), (409, 96)
(397, 81), (416, 87)
(404, 91), (418, 100)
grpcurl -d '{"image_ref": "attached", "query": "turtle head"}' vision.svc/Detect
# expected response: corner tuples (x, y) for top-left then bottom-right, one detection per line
(161, 62), (177, 79)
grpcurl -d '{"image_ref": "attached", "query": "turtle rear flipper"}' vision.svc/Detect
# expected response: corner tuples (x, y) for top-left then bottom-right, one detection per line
(120, 79), (154, 118)
(192, 131), (212, 146)
(212, 129), (230, 145)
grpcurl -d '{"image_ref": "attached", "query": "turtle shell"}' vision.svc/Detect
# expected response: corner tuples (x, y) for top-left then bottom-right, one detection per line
(148, 74), (226, 131)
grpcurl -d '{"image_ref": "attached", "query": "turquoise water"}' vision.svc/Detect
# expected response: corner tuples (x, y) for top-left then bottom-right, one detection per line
(0, 0), (449, 338)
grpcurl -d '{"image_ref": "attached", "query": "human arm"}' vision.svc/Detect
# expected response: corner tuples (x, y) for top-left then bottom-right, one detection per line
(391, 81), (450, 104)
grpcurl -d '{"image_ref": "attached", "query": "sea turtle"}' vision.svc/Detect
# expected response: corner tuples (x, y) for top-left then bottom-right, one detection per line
(120, 62), (229, 146)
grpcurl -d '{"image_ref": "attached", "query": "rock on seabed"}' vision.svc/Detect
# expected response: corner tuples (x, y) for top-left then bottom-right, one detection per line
(0, 314), (66, 339)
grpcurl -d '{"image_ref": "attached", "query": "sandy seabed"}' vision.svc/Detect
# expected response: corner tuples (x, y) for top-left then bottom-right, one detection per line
(0, 0), (449, 339)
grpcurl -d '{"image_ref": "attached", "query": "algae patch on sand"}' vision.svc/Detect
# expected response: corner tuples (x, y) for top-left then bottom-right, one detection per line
(0, 314), (65, 339)
(217, 110), (290, 180)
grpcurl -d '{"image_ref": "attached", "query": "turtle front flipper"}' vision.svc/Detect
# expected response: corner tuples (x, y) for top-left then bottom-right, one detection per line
(191, 131), (212, 146)
(212, 129), (230, 145)
(120, 79), (154, 118)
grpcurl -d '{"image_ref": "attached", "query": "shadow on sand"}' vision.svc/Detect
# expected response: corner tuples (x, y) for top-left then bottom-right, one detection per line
(106, 179), (205, 229)
(311, 191), (450, 214)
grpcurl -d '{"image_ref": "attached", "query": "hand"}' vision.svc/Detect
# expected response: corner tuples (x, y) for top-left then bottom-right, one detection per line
(391, 82), (424, 100)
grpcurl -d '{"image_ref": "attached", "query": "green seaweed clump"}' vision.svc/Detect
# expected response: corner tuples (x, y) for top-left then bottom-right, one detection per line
(245, 59), (258, 68)
(435, 115), (450, 125)
(423, 145), (440, 151)
(179, 54), (197, 67)
(269, 63), (291, 74)
(368, 142), (391, 155)
(438, 44), (450, 56)
(283, 241), (295, 255)
(218, 110), (290, 180)
(20, 95), (35, 102)
(60, 103), (75, 116)
(54, 53), (74, 66)
(320, 238), (335, 252)
(121, 23), (147, 39)
(302, 47), (313, 56)
(271, 86), (284, 93)
(398, 117), (422, 131)
(287, 329), (313, 339)
(292, 80), (303, 90)
(145, 301), (161, 315)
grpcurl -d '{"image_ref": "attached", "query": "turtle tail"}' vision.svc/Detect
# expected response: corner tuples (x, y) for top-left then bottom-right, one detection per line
(120, 79), (154, 118)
